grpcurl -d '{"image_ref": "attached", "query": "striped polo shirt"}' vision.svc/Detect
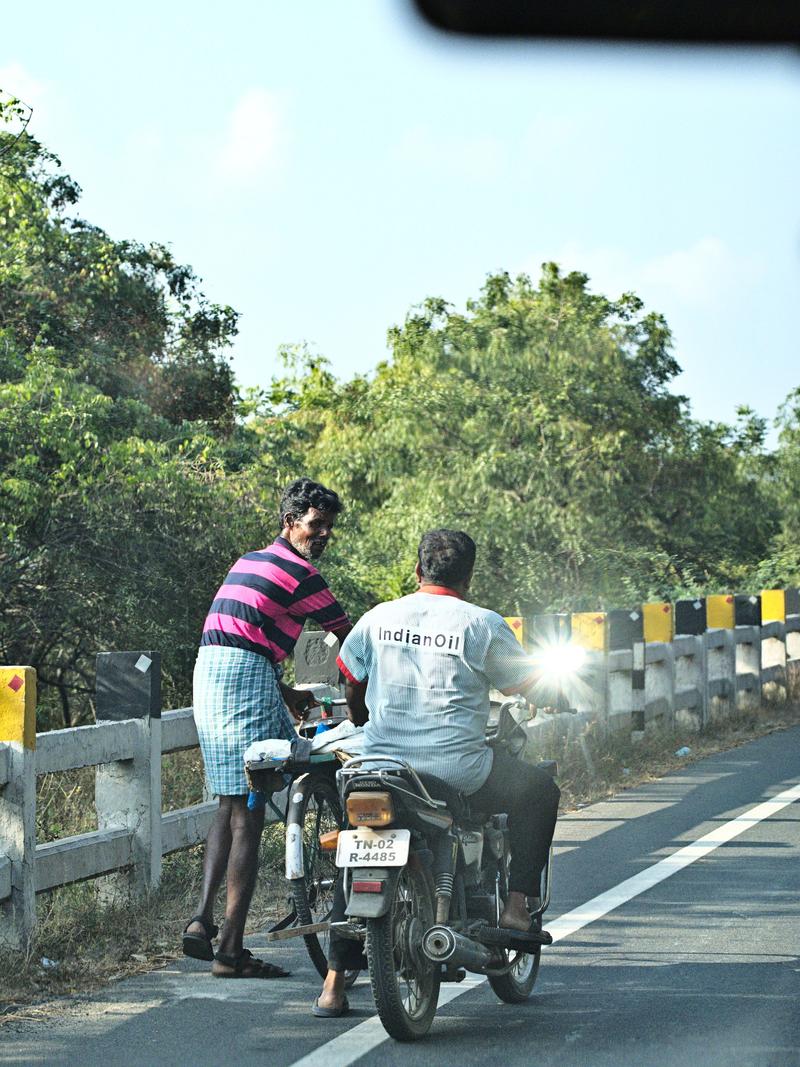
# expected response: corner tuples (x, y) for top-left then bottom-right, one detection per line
(201, 537), (349, 663)
(337, 588), (535, 794)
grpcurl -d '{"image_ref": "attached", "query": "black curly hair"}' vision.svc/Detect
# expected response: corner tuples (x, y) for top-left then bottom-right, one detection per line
(279, 478), (343, 529)
(418, 529), (476, 587)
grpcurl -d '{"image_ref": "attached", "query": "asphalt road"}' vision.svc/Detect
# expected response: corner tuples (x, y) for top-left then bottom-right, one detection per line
(3, 727), (799, 1067)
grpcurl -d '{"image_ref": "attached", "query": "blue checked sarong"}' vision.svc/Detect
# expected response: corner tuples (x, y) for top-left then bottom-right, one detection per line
(192, 645), (296, 796)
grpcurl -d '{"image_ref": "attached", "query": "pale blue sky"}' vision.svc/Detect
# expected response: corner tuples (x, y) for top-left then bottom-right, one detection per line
(2, 2), (799, 435)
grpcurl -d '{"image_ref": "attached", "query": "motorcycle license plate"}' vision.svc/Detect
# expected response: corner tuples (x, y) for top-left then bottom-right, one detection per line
(336, 829), (411, 868)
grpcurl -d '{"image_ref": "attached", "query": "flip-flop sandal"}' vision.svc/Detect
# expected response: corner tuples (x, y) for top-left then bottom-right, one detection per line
(213, 949), (291, 979)
(182, 915), (219, 961)
(312, 996), (350, 1018)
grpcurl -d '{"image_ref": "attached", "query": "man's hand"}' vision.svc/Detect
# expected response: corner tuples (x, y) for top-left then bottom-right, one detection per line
(280, 683), (318, 722)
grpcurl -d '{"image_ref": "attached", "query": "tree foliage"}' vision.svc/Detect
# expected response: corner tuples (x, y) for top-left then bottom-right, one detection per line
(0, 97), (238, 429)
(264, 271), (780, 613)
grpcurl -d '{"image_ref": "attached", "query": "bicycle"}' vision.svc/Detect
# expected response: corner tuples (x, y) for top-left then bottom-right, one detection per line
(249, 697), (360, 982)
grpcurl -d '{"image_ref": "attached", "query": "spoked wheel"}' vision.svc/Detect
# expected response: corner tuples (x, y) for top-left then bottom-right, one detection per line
(488, 943), (540, 1003)
(366, 863), (440, 1041)
(487, 851), (540, 1004)
(289, 775), (358, 985)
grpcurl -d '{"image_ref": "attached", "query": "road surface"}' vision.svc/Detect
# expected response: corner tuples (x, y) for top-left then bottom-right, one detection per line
(3, 726), (799, 1067)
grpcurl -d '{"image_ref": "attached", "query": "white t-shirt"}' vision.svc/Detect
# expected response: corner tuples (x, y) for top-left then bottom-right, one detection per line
(337, 590), (534, 794)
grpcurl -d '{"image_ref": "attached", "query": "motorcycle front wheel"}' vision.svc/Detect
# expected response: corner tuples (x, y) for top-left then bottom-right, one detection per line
(366, 864), (440, 1041)
(487, 845), (541, 1004)
(487, 942), (540, 1003)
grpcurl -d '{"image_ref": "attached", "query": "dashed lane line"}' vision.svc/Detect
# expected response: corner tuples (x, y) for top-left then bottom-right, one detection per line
(289, 780), (800, 1067)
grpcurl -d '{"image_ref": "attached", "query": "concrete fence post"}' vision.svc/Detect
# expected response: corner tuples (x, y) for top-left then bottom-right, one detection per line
(644, 643), (675, 731)
(0, 667), (37, 949)
(704, 629), (736, 723)
(786, 614), (800, 700)
(760, 624), (787, 701)
(673, 636), (706, 731)
(607, 647), (634, 733)
(95, 653), (162, 899)
(735, 627), (761, 712)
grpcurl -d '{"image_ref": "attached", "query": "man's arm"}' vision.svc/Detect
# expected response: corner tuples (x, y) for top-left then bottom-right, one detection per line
(331, 621), (353, 642)
(344, 678), (369, 726)
(485, 618), (540, 712)
(336, 620), (370, 724)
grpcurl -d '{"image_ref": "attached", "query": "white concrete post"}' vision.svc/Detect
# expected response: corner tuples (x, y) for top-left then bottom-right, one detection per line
(585, 650), (609, 726)
(607, 648), (634, 733)
(567, 649), (607, 724)
(704, 629), (736, 724)
(786, 616), (800, 700)
(644, 643), (675, 731)
(95, 653), (162, 899)
(735, 627), (761, 712)
(673, 636), (705, 731)
(0, 667), (37, 950)
(95, 716), (162, 897)
(761, 622), (787, 702)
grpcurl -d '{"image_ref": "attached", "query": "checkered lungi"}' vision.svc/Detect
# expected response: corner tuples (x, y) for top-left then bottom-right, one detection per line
(192, 645), (296, 796)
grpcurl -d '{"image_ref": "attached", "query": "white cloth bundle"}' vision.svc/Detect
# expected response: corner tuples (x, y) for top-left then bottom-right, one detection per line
(243, 738), (293, 770)
(310, 719), (365, 754)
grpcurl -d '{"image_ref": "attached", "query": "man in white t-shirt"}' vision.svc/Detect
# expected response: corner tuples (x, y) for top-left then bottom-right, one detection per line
(313, 529), (560, 1018)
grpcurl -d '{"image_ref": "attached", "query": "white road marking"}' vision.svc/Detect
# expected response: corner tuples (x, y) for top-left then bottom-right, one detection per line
(289, 781), (800, 1067)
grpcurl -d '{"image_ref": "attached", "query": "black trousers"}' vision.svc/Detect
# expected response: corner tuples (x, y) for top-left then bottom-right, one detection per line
(328, 749), (560, 971)
(469, 747), (560, 896)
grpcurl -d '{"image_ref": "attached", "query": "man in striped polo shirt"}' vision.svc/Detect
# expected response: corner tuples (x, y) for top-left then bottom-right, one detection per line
(184, 478), (351, 978)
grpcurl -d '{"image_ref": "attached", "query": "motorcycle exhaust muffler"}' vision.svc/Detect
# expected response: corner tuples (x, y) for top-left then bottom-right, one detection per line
(422, 925), (494, 973)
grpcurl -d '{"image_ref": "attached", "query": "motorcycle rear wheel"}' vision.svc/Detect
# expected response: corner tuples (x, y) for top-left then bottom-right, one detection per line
(366, 864), (440, 1041)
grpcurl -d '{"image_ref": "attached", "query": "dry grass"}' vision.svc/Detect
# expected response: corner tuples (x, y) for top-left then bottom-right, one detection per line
(2, 698), (800, 1021)
(0, 821), (288, 1019)
(1, 752), (287, 1019)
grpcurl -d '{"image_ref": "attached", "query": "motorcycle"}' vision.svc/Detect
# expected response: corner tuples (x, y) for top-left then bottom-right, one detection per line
(328, 698), (558, 1041)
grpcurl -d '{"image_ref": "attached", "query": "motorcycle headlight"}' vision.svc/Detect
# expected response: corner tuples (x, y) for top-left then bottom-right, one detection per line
(534, 642), (587, 681)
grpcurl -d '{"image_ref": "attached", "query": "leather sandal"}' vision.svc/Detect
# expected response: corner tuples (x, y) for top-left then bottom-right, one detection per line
(182, 915), (219, 961)
(312, 995), (350, 1018)
(213, 948), (291, 978)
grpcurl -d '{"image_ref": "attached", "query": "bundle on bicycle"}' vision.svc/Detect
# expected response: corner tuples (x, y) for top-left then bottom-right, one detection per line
(326, 699), (559, 1042)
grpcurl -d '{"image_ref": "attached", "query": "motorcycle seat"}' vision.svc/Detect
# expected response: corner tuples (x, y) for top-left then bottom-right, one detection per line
(343, 762), (486, 823)
(415, 772), (496, 824)
(416, 771), (469, 818)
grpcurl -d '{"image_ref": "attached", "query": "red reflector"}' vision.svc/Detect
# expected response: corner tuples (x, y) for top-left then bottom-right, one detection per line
(352, 880), (384, 893)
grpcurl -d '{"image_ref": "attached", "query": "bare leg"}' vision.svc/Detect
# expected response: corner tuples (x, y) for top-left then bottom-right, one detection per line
(317, 969), (347, 1011)
(185, 796), (233, 938)
(212, 796), (265, 971)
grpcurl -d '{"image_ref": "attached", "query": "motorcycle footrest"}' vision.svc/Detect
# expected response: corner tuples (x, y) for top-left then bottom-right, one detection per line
(476, 925), (553, 950)
(329, 920), (366, 941)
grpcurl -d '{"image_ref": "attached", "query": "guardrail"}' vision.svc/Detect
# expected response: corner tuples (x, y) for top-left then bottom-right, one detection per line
(528, 615), (800, 737)
(0, 666), (223, 949)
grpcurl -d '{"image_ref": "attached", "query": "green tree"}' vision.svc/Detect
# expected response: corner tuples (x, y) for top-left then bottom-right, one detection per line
(0, 96), (238, 430)
(0, 355), (294, 726)
(262, 269), (779, 613)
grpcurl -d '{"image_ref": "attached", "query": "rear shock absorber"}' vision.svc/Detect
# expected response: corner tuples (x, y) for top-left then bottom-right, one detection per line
(433, 832), (458, 923)
(435, 871), (455, 922)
